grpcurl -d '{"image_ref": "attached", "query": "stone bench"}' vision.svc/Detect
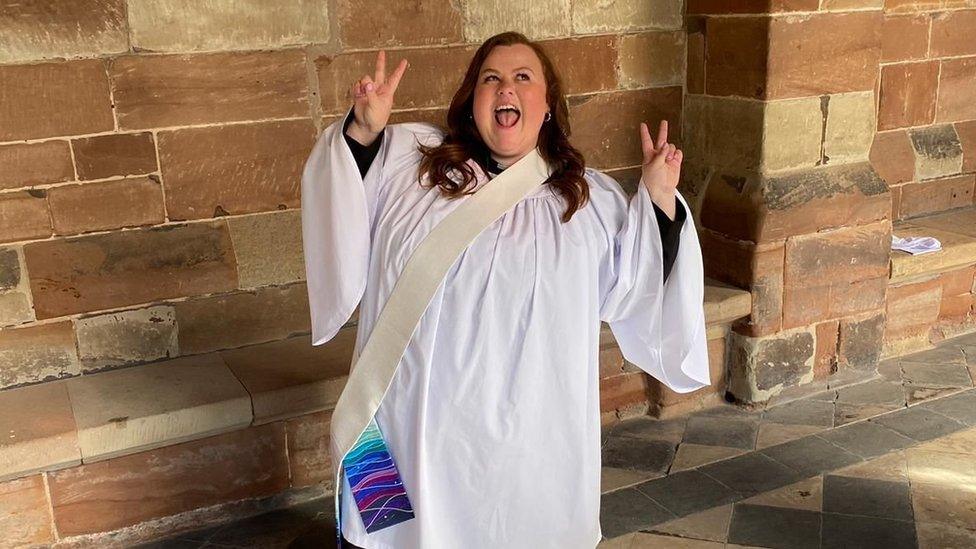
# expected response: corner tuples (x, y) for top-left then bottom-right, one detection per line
(885, 207), (976, 358)
(0, 279), (750, 545)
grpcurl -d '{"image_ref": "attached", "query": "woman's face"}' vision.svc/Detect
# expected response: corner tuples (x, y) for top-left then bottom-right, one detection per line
(472, 44), (549, 166)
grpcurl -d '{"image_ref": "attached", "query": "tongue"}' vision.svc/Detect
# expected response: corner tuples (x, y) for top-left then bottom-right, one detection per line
(495, 110), (519, 128)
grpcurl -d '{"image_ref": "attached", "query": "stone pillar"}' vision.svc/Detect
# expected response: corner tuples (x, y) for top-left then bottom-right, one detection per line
(681, 3), (890, 402)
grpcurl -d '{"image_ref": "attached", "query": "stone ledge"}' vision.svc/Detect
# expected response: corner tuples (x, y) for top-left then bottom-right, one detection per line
(890, 208), (976, 283)
(0, 281), (748, 484)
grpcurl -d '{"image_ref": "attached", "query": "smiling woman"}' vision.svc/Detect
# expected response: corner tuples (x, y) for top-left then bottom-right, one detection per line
(301, 31), (708, 549)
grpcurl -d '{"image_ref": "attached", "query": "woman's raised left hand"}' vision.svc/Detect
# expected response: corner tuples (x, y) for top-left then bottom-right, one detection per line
(639, 120), (682, 220)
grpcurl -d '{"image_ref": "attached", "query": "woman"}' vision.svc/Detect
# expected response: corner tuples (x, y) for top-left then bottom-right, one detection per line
(301, 32), (708, 549)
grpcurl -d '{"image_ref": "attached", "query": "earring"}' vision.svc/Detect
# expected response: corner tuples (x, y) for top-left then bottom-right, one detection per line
(544, 111), (552, 122)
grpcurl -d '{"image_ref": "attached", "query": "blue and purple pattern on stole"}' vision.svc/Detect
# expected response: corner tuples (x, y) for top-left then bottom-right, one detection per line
(342, 418), (415, 533)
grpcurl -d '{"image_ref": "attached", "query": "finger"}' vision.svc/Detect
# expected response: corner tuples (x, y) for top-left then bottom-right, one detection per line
(665, 143), (675, 162)
(374, 50), (387, 85)
(387, 59), (409, 93)
(363, 76), (378, 100)
(655, 120), (668, 151)
(670, 149), (683, 166)
(651, 146), (668, 169)
(639, 123), (654, 163)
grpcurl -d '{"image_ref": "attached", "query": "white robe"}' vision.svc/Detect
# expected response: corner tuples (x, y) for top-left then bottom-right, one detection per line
(300, 111), (710, 549)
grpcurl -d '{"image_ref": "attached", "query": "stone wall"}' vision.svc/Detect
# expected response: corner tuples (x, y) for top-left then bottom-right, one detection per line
(0, 0), (687, 407)
(684, 0), (976, 403)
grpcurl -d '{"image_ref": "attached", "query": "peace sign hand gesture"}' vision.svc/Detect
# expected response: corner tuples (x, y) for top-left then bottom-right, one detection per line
(639, 120), (682, 220)
(347, 50), (408, 146)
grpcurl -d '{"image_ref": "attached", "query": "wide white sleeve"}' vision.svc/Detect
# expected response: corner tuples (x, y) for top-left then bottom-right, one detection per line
(300, 109), (442, 346)
(596, 173), (710, 393)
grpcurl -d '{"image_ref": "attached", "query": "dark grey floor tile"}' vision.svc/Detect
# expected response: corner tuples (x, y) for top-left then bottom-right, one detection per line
(902, 345), (967, 365)
(760, 435), (861, 477)
(905, 384), (962, 406)
(132, 538), (205, 549)
(699, 452), (803, 496)
(609, 416), (686, 442)
(602, 436), (676, 474)
(833, 402), (900, 427)
(817, 420), (916, 458)
(682, 416), (759, 450)
(635, 469), (741, 517)
(917, 389), (976, 426)
(869, 406), (966, 441)
(901, 361), (973, 388)
(600, 487), (675, 538)
(823, 475), (914, 521)
(821, 512), (918, 549)
(762, 399), (835, 427)
(835, 379), (906, 407)
(202, 507), (322, 548)
(692, 404), (762, 421)
(877, 359), (904, 382)
(727, 503), (821, 549)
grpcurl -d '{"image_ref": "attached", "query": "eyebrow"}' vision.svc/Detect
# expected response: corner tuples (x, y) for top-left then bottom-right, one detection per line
(480, 66), (537, 75)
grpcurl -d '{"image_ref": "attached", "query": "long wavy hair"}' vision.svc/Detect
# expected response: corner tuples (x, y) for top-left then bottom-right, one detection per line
(418, 32), (588, 223)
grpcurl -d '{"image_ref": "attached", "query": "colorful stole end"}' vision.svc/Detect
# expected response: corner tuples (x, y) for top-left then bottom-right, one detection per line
(341, 418), (415, 533)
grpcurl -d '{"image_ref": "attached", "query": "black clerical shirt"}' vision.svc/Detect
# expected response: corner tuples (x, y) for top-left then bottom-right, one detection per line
(342, 120), (686, 283)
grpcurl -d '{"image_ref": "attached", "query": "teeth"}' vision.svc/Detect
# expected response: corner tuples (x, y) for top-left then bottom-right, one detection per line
(495, 106), (519, 113)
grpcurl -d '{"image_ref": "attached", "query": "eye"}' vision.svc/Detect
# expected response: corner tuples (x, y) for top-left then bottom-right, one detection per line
(516, 72), (530, 81)
(483, 74), (499, 82)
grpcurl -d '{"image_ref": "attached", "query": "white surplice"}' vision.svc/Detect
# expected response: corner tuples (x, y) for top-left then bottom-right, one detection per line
(300, 111), (710, 549)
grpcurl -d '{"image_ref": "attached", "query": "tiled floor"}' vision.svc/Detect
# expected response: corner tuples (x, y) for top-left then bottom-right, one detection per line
(133, 332), (976, 548)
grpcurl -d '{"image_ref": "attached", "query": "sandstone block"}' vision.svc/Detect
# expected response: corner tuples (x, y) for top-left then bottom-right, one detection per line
(956, 120), (976, 172)
(899, 175), (975, 219)
(0, 191), (52, 244)
(338, 0), (460, 48)
(930, 9), (976, 57)
(24, 221), (238, 319)
(600, 372), (651, 413)
(0, 141), (74, 191)
(286, 410), (334, 489)
(870, 129), (916, 185)
(0, 475), (55, 546)
(542, 35), (619, 95)
(0, 247), (34, 328)
(761, 97), (823, 172)
(618, 31), (685, 89)
(825, 91), (877, 165)
(0, 0), (127, 63)
(881, 14), (930, 63)
(688, 0), (818, 12)
(127, 0), (329, 52)
(572, 0), (683, 33)
(681, 95), (764, 172)
(704, 16), (770, 99)
(814, 320), (840, 379)
(728, 327), (816, 403)
(48, 177), (166, 235)
(909, 124), (964, 181)
(464, 0), (570, 41)
(937, 57), (976, 123)
(838, 312), (885, 371)
(72, 132), (158, 181)
(0, 322), (81, 390)
(227, 210), (306, 289)
(158, 119), (315, 220)
(0, 381), (81, 481)
(75, 305), (179, 372)
(884, 277), (942, 357)
(878, 61), (939, 130)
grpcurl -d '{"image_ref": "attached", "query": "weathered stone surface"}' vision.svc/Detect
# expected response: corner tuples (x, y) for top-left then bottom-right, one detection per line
(704, 16), (770, 99)
(909, 124), (964, 181)
(884, 0), (972, 12)
(542, 35), (619, 95)
(0, 381), (81, 481)
(870, 129), (916, 186)
(48, 423), (288, 537)
(899, 175), (975, 219)
(766, 11), (882, 99)
(700, 162), (889, 242)
(48, 177), (166, 235)
(0, 291), (33, 328)
(0, 322), (81, 389)
(159, 119), (315, 220)
(75, 305), (178, 372)
(72, 132), (158, 181)
(937, 57), (976, 123)
(825, 91), (876, 165)
(386, 108), (449, 128)
(601, 372), (652, 413)
(174, 283), (310, 355)
(338, 0), (460, 48)
(0, 59), (113, 141)
(884, 277), (942, 357)
(1, 248), (23, 292)
(127, 0), (330, 52)
(881, 14), (930, 63)
(783, 222), (890, 328)
(286, 410), (333, 489)
(704, 281), (753, 326)
(571, 0), (683, 33)
(729, 327), (816, 403)
(67, 353), (252, 461)
(0, 475), (55, 546)
(110, 50), (309, 130)
(569, 88), (682, 169)
(0, 141), (74, 190)
(890, 223), (976, 281)
(930, 9), (976, 57)
(464, 0), (570, 41)
(878, 61), (939, 130)
(688, 0), (820, 12)
(814, 320), (840, 379)
(227, 210), (305, 289)
(0, 191), (51, 244)
(222, 332), (352, 424)
(700, 231), (785, 336)
(957, 120), (976, 172)
(0, 0), (127, 63)
(0, 247), (33, 327)
(24, 221), (238, 319)
(687, 22), (705, 94)
(618, 31), (685, 88)
(316, 46), (475, 115)
(838, 313), (885, 371)
(649, 336), (727, 412)
(681, 95), (764, 172)
(761, 97), (823, 172)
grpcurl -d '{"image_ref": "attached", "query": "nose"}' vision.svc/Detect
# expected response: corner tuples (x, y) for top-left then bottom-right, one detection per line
(496, 81), (515, 96)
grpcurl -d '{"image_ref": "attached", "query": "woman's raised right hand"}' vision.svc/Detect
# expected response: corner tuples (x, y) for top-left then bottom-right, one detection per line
(347, 50), (408, 145)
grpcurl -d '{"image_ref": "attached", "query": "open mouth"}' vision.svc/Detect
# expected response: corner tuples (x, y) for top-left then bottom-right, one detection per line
(494, 105), (521, 128)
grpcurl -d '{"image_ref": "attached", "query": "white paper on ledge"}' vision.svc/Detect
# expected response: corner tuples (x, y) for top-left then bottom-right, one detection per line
(892, 234), (942, 255)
